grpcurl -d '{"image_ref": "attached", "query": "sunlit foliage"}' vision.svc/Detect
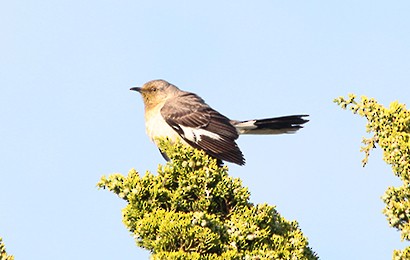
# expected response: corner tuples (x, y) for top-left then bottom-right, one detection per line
(335, 94), (410, 259)
(98, 139), (317, 259)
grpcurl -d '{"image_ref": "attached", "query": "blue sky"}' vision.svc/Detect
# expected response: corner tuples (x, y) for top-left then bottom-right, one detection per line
(1, 1), (409, 259)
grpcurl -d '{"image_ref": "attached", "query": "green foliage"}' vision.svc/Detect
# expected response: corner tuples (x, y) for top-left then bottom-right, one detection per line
(98, 139), (318, 259)
(0, 237), (14, 260)
(393, 246), (410, 260)
(335, 94), (410, 258)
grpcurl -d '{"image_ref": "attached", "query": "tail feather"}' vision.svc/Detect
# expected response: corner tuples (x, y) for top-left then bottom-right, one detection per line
(232, 115), (309, 135)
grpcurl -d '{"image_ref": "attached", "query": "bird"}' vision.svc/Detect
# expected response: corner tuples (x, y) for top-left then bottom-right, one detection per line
(130, 79), (308, 166)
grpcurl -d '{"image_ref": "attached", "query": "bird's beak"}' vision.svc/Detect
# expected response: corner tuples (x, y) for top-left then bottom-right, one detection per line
(130, 86), (142, 92)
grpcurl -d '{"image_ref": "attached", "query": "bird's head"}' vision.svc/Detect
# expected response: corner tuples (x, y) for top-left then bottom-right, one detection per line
(130, 79), (178, 109)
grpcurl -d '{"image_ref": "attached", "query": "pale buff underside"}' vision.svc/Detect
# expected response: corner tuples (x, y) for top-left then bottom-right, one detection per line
(144, 103), (188, 146)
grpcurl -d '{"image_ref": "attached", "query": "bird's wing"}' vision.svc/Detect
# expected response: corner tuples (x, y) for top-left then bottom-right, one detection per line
(161, 92), (245, 165)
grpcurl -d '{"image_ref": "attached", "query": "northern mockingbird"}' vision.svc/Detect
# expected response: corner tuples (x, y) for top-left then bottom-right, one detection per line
(131, 79), (308, 165)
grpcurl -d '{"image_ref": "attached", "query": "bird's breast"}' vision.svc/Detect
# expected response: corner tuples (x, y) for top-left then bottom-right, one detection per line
(145, 108), (184, 145)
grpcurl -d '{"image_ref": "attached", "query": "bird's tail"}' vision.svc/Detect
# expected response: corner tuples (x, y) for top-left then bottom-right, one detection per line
(231, 115), (309, 135)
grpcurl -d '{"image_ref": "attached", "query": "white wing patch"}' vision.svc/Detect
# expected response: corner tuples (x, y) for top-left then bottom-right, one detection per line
(179, 125), (222, 143)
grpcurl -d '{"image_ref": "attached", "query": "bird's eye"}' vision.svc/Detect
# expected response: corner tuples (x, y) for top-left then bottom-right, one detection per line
(150, 87), (157, 92)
